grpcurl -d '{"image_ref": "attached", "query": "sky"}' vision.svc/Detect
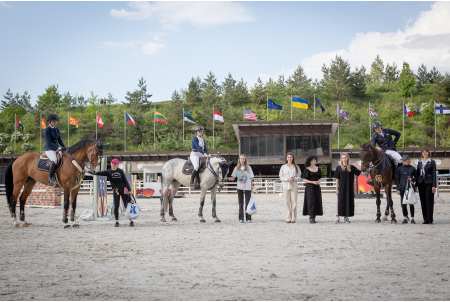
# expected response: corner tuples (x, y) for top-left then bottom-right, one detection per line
(1, 1), (449, 106)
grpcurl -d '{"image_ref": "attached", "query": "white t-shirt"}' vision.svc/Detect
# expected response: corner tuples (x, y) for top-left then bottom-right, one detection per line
(231, 166), (254, 191)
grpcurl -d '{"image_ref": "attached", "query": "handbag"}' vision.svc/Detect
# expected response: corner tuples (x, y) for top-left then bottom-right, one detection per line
(246, 194), (257, 215)
(125, 194), (140, 219)
(403, 180), (418, 205)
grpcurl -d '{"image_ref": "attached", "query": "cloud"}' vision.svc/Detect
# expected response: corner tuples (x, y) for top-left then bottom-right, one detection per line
(110, 1), (254, 28)
(253, 2), (450, 85)
(101, 38), (165, 55)
(0, 1), (11, 7)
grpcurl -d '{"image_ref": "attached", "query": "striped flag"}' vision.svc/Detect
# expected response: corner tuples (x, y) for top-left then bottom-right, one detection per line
(15, 116), (25, 131)
(155, 111), (168, 123)
(244, 108), (258, 121)
(214, 109), (224, 122)
(370, 105), (378, 117)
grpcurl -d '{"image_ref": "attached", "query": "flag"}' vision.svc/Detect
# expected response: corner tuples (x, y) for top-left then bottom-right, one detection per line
(268, 98), (282, 110)
(41, 118), (46, 129)
(125, 112), (136, 126)
(315, 97), (325, 113)
(69, 114), (79, 128)
(338, 105), (350, 121)
(370, 105), (378, 117)
(244, 108), (258, 121)
(214, 109), (224, 122)
(292, 97), (308, 109)
(404, 105), (415, 117)
(183, 110), (196, 124)
(155, 111), (168, 123)
(15, 116), (25, 131)
(435, 103), (450, 114)
(97, 113), (104, 127)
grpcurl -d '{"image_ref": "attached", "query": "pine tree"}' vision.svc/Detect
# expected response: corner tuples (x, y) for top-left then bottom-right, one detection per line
(368, 55), (384, 83)
(36, 85), (62, 111)
(416, 63), (430, 91)
(1, 88), (17, 110)
(186, 77), (202, 108)
(166, 90), (184, 140)
(398, 62), (416, 97)
(286, 65), (313, 99)
(384, 62), (399, 83)
(276, 75), (286, 90)
(221, 73), (237, 105)
(250, 77), (266, 107)
(19, 91), (33, 112)
(429, 66), (442, 84)
(350, 65), (367, 97)
(125, 77), (152, 109)
(235, 78), (250, 104)
(320, 55), (351, 100)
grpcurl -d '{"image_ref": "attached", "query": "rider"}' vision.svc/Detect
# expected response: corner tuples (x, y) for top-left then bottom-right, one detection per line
(43, 113), (66, 186)
(190, 126), (211, 187)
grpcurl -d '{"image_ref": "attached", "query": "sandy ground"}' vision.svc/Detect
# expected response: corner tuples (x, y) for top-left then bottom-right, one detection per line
(1, 191), (450, 301)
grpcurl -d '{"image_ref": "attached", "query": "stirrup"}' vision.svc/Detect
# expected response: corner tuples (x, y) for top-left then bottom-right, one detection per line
(190, 182), (198, 187)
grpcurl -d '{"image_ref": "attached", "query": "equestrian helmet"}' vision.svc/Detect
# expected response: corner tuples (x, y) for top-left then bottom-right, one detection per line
(47, 113), (60, 122)
(195, 126), (205, 132)
(372, 121), (382, 129)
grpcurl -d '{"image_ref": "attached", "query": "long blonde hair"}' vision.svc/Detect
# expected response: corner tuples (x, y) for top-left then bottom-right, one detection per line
(236, 154), (249, 171)
(340, 152), (351, 172)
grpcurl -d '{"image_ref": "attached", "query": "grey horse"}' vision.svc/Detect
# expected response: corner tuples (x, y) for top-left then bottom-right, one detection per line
(160, 155), (233, 223)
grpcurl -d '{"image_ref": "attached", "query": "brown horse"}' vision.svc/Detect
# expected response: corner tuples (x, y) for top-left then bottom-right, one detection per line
(5, 139), (106, 228)
(358, 141), (397, 223)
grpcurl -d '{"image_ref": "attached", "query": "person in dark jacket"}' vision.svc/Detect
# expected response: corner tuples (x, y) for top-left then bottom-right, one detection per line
(43, 113), (67, 186)
(416, 148), (437, 224)
(371, 121), (402, 164)
(94, 158), (133, 227)
(396, 155), (418, 224)
(190, 125), (211, 187)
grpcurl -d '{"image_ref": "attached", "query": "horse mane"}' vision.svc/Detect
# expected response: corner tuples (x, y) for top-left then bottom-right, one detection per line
(361, 142), (370, 150)
(68, 139), (96, 154)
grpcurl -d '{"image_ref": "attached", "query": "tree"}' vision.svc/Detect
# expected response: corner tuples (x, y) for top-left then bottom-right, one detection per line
(201, 71), (221, 93)
(350, 65), (367, 97)
(250, 77), (266, 106)
(397, 62), (416, 97)
(165, 90), (184, 140)
(1, 88), (16, 110)
(384, 62), (399, 83)
(185, 77), (202, 108)
(416, 63), (430, 91)
(433, 72), (450, 102)
(429, 66), (442, 84)
(1, 89), (33, 113)
(286, 65), (313, 99)
(105, 92), (117, 105)
(36, 85), (62, 111)
(368, 55), (384, 84)
(61, 92), (74, 108)
(19, 91), (33, 112)
(276, 75), (286, 90)
(235, 78), (250, 104)
(125, 77), (152, 109)
(87, 91), (99, 106)
(198, 72), (220, 135)
(221, 73), (237, 105)
(320, 55), (351, 100)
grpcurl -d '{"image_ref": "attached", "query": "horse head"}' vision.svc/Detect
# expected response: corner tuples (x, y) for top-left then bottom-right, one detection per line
(357, 141), (373, 173)
(68, 139), (110, 174)
(218, 160), (233, 187)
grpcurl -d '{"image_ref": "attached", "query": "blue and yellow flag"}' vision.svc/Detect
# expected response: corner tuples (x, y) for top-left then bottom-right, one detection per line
(292, 97), (308, 109)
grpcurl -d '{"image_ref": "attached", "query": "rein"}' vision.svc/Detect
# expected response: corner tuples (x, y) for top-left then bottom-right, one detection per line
(62, 141), (104, 172)
(207, 155), (227, 183)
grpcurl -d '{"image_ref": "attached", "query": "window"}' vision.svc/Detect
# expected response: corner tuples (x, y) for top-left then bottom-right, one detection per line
(286, 135), (329, 157)
(241, 136), (284, 158)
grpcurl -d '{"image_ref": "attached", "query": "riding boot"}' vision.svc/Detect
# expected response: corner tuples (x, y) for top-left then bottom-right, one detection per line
(190, 170), (198, 187)
(48, 162), (57, 186)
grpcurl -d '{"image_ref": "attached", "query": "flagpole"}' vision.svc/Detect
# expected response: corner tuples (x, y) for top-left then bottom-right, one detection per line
(435, 100), (437, 148)
(40, 112), (42, 153)
(154, 108), (156, 151)
(14, 113), (16, 154)
(403, 102), (405, 148)
(314, 93), (316, 120)
(291, 95), (292, 121)
(183, 107), (185, 143)
(96, 110), (97, 140)
(243, 106), (245, 121)
(68, 111), (69, 147)
(213, 107), (215, 150)
(337, 103), (339, 149)
(124, 111), (126, 152)
(369, 102), (371, 140)
(267, 94), (268, 121)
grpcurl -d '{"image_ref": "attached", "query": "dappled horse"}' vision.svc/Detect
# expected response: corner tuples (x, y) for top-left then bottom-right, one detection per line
(358, 141), (397, 223)
(160, 155), (233, 222)
(5, 139), (107, 228)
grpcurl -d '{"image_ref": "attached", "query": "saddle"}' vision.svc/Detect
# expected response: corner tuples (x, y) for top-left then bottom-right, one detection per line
(182, 157), (207, 175)
(37, 151), (63, 172)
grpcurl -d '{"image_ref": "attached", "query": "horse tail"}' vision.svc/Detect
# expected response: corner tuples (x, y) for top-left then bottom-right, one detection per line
(5, 159), (15, 206)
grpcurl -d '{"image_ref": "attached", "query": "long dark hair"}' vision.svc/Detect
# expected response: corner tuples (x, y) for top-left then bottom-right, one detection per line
(421, 147), (431, 159)
(305, 155), (318, 167)
(285, 152), (299, 174)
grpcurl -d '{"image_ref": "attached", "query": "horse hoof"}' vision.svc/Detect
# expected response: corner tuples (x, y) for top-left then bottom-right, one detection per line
(391, 219), (397, 224)
(13, 224), (20, 228)
(72, 224), (80, 228)
(375, 219), (381, 223)
(200, 219), (206, 223)
(172, 217), (178, 221)
(160, 218), (166, 222)
(64, 225), (72, 229)
(215, 219), (221, 223)
(22, 222), (30, 227)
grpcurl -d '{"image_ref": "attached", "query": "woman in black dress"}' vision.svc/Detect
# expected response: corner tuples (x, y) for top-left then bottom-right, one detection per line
(334, 152), (361, 223)
(302, 155), (323, 223)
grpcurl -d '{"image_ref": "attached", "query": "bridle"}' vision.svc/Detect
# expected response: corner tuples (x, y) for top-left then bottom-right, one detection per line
(360, 144), (384, 174)
(63, 140), (104, 172)
(207, 155), (228, 183)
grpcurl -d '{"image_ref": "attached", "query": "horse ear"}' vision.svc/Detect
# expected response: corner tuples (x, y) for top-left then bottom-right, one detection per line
(357, 141), (362, 148)
(227, 161), (233, 166)
(103, 143), (110, 147)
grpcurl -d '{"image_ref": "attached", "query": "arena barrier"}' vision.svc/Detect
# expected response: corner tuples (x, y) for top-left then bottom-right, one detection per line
(20, 182), (62, 208)
(436, 173), (450, 203)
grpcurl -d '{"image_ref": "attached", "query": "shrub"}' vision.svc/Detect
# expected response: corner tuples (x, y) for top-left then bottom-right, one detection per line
(10, 132), (23, 142)
(423, 127), (434, 137)
(21, 143), (33, 151)
(0, 143), (5, 153)
(23, 133), (32, 143)
(3, 146), (12, 154)
(0, 133), (10, 143)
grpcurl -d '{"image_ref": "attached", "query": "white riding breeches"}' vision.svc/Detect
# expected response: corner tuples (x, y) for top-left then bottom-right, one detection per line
(44, 150), (58, 164)
(190, 151), (203, 171)
(385, 150), (402, 163)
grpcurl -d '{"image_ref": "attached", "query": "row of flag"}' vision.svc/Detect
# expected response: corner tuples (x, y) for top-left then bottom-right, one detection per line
(267, 97), (325, 112)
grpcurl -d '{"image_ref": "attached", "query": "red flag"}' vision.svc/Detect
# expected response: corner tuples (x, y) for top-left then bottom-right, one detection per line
(41, 118), (46, 129)
(97, 114), (104, 127)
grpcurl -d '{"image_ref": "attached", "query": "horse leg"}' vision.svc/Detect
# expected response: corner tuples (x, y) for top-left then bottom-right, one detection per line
(387, 185), (397, 224)
(11, 180), (26, 228)
(19, 177), (36, 227)
(381, 184), (389, 221)
(210, 187), (220, 222)
(62, 186), (71, 229)
(198, 189), (207, 223)
(375, 184), (382, 223)
(160, 181), (170, 222)
(169, 181), (180, 221)
(71, 187), (81, 228)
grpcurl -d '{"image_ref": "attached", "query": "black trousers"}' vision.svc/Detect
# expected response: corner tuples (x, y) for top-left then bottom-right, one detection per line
(418, 183), (434, 223)
(237, 189), (252, 221)
(399, 190), (415, 218)
(113, 187), (129, 221)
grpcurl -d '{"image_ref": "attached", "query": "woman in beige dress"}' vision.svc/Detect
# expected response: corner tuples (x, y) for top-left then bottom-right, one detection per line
(279, 152), (301, 223)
